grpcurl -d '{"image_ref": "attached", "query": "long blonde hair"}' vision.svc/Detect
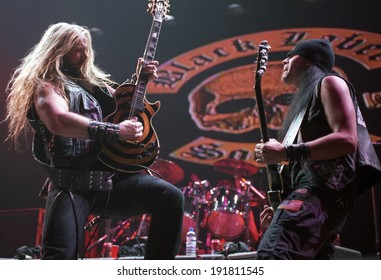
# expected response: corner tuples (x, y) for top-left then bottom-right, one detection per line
(5, 22), (114, 149)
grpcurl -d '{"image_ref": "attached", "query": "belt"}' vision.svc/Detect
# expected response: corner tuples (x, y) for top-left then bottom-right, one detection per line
(45, 167), (114, 192)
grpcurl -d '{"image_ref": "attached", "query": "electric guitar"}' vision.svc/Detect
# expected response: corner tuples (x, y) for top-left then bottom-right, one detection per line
(98, 0), (170, 173)
(253, 40), (284, 209)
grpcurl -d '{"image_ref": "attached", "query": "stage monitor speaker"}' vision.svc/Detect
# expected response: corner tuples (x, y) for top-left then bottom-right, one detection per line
(198, 253), (226, 260)
(0, 208), (45, 258)
(226, 251), (257, 260)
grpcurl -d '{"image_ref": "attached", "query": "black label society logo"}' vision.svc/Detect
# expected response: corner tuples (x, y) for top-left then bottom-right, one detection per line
(147, 28), (381, 166)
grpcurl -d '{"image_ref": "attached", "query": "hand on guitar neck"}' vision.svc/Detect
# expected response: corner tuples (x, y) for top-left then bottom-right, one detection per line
(134, 58), (159, 83)
(111, 59), (159, 143)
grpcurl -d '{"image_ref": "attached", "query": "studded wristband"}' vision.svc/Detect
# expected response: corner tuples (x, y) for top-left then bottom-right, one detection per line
(286, 143), (310, 163)
(88, 120), (120, 142)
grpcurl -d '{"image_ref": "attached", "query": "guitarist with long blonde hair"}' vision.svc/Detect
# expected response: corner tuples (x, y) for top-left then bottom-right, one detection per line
(5, 22), (183, 260)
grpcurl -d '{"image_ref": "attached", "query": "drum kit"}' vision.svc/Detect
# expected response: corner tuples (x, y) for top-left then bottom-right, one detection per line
(86, 158), (267, 256)
(178, 158), (266, 250)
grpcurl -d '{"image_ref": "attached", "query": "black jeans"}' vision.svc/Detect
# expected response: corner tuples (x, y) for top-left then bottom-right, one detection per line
(42, 173), (184, 259)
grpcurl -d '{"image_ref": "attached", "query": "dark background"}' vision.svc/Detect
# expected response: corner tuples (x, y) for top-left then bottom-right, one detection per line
(0, 0), (380, 258)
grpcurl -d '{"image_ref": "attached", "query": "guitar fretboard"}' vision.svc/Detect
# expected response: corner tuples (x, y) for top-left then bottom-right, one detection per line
(131, 19), (162, 114)
(145, 20), (162, 62)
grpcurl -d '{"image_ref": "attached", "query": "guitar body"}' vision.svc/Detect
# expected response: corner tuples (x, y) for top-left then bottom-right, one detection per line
(98, 84), (161, 173)
(265, 164), (284, 210)
(97, 0), (170, 173)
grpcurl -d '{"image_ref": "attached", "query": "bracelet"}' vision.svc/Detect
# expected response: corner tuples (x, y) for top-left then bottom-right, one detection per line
(286, 143), (310, 163)
(88, 120), (120, 142)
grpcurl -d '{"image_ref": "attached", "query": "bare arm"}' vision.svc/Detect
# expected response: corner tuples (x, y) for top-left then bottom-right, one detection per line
(34, 82), (90, 139)
(34, 81), (143, 142)
(34, 56), (160, 141)
(306, 75), (357, 160)
(256, 75), (357, 164)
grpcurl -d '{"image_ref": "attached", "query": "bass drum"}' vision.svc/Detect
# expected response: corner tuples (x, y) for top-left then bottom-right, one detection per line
(207, 186), (245, 239)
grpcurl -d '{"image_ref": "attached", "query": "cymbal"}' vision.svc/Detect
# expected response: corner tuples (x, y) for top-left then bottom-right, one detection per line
(150, 159), (185, 185)
(214, 159), (258, 176)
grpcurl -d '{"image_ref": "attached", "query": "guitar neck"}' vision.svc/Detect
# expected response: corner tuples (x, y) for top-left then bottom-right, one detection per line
(253, 40), (284, 209)
(131, 19), (162, 113)
(98, 0), (168, 173)
(143, 19), (162, 63)
(255, 77), (270, 142)
(254, 40), (271, 143)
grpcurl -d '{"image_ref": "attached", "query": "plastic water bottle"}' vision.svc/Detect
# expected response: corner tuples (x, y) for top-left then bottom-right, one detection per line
(185, 227), (197, 256)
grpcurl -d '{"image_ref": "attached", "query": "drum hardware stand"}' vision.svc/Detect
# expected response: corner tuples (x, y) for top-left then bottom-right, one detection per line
(194, 195), (201, 245)
(240, 178), (266, 250)
(86, 217), (136, 252)
(193, 180), (211, 204)
(240, 179), (253, 250)
(190, 180), (212, 252)
(192, 180), (209, 243)
(243, 194), (252, 250)
(238, 177), (266, 201)
(112, 218), (134, 243)
(136, 214), (150, 239)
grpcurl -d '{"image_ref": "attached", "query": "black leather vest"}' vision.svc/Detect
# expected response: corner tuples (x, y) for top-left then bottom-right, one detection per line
(28, 80), (115, 192)
(300, 74), (381, 194)
(28, 79), (103, 170)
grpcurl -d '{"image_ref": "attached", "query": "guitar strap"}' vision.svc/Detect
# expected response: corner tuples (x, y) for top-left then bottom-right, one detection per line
(270, 104), (308, 206)
(282, 105), (309, 146)
(273, 90), (312, 196)
(282, 83), (317, 146)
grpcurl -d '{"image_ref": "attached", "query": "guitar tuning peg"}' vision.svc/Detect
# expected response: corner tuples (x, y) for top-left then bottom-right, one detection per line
(259, 49), (268, 56)
(259, 59), (267, 68)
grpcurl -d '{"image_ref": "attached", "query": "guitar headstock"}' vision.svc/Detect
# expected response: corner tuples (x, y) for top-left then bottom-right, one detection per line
(148, 0), (170, 22)
(255, 40), (271, 77)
